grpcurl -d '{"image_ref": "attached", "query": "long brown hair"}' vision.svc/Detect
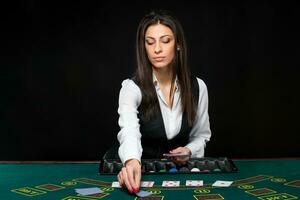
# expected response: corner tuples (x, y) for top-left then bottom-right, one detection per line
(134, 10), (196, 126)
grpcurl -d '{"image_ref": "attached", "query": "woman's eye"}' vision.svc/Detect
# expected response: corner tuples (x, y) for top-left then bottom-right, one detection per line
(146, 40), (154, 45)
(162, 38), (170, 43)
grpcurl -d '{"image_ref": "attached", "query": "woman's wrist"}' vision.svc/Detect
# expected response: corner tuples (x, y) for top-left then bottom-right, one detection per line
(125, 159), (141, 167)
(184, 147), (192, 155)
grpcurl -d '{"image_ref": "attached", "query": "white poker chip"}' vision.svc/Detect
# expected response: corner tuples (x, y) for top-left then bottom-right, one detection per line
(191, 168), (200, 172)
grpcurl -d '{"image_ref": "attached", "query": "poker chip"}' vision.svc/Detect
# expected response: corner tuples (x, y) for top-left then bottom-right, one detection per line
(169, 167), (178, 173)
(213, 168), (221, 172)
(191, 168), (200, 172)
(179, 167), (190, 172)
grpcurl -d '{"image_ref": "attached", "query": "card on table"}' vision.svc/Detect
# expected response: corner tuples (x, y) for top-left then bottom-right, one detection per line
(194, 194), (224, 200)
(212, 180), (233, 187)
(111, 181), (122, 188)
(135, 190), (152, 197)
(162, 181), (180, 187)
(186, 180), (203, 187)
(36, 184), (65, 191)
(75, 187), (102, 195)
(140, 181), (154, 188)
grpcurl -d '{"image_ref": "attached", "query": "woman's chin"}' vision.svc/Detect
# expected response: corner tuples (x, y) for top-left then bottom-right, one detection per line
(152, 63), (171, 69)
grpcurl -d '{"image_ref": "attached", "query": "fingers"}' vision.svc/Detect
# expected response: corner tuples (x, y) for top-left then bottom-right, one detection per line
(118, 163), (142, 194)
(171, 157), (188, 166)
(176, 156), (189, 163)
(126, 166), (138, 192)
(122, 167), (133, 193)
(169, 147), (182, 153)
(170, 147), (191, 155)
(169, 147), (191, 165)
(121, 167), (134, 193)
(134, 167), (141, 191)
(117, 171), (123, 186)
(128, 164), (142, 192)
(170, 147), (187, 154)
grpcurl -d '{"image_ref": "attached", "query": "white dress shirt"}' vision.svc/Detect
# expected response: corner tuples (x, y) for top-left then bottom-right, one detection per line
(117, 76), (211, 164)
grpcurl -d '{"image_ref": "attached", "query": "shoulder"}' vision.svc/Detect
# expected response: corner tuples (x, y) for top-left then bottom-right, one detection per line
(121, 78), (141, 91)
(119, 78), (142, 103)
(195, 77), (208, 91)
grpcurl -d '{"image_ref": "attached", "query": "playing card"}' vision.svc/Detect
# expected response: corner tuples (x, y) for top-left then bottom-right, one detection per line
(135, 190), (152, 197)
(162, 181), (180, 187)
(186, 180), (203, 187)
(162, 153), (190, 157)
(36, 184), (65, 191)
(75, 187), (102, 195)
(111, 181), (122, 188)
(140, 181), (154, 188)
(212, 180), (233, 187)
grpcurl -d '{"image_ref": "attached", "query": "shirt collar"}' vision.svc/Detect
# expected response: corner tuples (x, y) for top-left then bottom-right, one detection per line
(153, 73), (179, 91)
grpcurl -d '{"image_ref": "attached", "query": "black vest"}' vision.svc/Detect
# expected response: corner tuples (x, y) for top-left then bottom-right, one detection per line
(135, 77), (199, 159)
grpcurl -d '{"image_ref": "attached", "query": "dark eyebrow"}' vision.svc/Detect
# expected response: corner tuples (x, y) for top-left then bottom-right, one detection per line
(145, 35), (172, 40)
(160, 35), (172, 38)
(145, 37), (155, 40)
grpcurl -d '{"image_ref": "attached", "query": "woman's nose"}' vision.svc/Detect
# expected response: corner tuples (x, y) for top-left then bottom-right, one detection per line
(154, 43), (162, 54)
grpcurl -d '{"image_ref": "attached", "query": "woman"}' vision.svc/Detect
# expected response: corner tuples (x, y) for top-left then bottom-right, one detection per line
(116, 10), (211, 193)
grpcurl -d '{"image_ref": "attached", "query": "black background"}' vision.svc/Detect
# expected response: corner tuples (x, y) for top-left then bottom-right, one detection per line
(1, 1), (299, 160)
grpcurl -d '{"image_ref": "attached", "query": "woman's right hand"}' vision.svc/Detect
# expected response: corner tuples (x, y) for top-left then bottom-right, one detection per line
(117, 159), (141, 193)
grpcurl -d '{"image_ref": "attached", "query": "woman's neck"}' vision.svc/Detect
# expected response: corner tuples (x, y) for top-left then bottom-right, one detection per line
(152, 66), (173, 86)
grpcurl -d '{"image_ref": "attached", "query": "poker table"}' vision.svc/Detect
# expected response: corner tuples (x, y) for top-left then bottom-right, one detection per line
(1, 159), (299, 200)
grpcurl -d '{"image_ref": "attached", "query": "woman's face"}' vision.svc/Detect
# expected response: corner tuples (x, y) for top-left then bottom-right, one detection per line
(145, 23), (176, 70)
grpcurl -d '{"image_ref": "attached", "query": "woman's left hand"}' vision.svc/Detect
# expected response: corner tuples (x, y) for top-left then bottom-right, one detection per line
(169, 147), (191, 164)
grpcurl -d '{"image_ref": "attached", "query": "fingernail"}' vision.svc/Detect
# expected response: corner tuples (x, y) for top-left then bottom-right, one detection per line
(129, 189), (133, 194)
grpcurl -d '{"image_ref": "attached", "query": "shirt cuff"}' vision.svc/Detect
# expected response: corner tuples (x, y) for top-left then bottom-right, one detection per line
(118, 144), (142, 165)
(185, 140), (205, 158)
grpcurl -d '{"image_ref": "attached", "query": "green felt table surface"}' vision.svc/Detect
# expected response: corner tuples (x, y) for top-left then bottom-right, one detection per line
(0, 159), (299, 200)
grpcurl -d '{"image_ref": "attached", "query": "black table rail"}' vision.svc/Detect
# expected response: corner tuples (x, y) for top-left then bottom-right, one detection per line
(99, 157), (238, 175)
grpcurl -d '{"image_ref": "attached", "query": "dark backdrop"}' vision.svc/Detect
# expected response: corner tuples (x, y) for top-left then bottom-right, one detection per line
(1, 1), (299, 160)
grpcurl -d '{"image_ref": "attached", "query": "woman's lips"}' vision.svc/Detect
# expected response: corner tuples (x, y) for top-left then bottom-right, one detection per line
(153, 57), (165, 62)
